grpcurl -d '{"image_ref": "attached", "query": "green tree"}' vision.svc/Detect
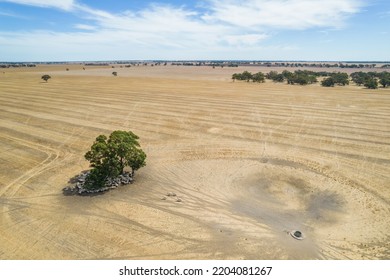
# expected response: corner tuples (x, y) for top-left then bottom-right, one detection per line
(282, 70), (293, 80)
(266, 71), (278, 80)
(241, 71), (253, 82)
(364, 78), (378, 89)
(232, 73), (240, 82)
(285, 71), (317, 85)
(331, 72), (349, 85)
(321, 77), (335, 87)
(252, 72), (265, 83)
(379, 77), (390, 88)
(351, 72), (371, 86)
(273, 74), (285, 82)
(266, 71), (284, 82)
(378, 72), (390, 88)
(41, 74), (51, 82)
(84, 131), (146, 189)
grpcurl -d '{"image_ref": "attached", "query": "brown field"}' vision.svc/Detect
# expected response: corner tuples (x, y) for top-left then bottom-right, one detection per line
(0, 65), (389, 260)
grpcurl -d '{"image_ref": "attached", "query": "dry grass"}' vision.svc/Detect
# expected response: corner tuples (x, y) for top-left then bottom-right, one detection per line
(0, 65), (389, 259)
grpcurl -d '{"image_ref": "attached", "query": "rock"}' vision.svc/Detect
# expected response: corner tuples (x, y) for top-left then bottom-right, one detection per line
(67, 171), (135, 195)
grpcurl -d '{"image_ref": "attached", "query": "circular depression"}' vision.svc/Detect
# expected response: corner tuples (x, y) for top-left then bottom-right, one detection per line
(148, 156), (389, 259)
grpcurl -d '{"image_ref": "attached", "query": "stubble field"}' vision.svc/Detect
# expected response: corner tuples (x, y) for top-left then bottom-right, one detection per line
(0, 65), (389, 259)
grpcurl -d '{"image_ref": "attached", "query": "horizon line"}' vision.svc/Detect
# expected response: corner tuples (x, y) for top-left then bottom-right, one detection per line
(1, 60), (390, 64)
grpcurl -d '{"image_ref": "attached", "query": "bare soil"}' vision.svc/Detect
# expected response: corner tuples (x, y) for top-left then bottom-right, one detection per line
(0, 65), (389, 259)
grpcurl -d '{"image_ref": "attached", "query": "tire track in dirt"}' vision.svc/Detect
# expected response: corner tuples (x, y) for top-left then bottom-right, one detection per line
(1, 68), (389, 259)
(0, 135), (60, 198)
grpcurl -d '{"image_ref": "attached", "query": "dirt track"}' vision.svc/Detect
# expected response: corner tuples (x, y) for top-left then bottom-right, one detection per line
(0, 65), (389, 259)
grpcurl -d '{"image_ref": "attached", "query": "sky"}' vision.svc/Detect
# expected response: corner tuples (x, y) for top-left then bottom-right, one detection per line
(0, 0), (389, 61)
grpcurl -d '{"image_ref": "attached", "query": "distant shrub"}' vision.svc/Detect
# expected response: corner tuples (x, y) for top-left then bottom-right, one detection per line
(41, 74), (51, 82)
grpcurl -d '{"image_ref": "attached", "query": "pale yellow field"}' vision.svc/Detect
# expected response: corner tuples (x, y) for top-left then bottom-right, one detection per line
(0, 65), (389, 259)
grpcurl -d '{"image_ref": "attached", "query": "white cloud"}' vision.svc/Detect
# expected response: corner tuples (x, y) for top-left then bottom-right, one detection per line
(0, 0), (369, 60)
(0, 0), (75, 10)
(204, 0), (364, 29)
(72, 4), (234, 50)
(73, 24), (96, 31)
(0, 9), (27, 18)
(224, 34), (268, 46)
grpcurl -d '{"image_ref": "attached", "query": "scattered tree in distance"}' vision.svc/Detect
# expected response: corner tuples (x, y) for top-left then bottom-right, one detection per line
(41, 74), (51, 82)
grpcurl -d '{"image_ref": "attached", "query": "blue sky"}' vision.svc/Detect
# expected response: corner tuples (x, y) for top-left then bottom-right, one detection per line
(0, 0), (389, 61)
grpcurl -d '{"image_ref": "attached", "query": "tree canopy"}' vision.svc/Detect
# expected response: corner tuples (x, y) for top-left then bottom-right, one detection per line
(265, 71), (284, 82)
(41, 74), (51, 82)
(286, 71), (317, 85)
(84, 130), (146, 190)
(232, 69), (389, 90)
(252, 72), (265, 83)
(320, 72), (349, 87)
(379, 72), (390, 88)
(364, 78), (378, 89)
(321, 77), (335, 87)
(232, 71), (264, 83)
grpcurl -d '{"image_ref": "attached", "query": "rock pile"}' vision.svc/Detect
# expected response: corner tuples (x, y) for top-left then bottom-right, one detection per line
(161, 192), (183, 203)
(63, 171), (134, 195)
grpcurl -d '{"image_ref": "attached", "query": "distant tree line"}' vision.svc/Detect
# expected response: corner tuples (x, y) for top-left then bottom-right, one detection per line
(350, 72), (390, 89)
(238, 62), (383, 69)
(265, 70), (320, 85)
(232, 70), (390, 89)
(84, 63), (110, 66)
(233, 70), (319, 85)
(0, 63), (36, 68)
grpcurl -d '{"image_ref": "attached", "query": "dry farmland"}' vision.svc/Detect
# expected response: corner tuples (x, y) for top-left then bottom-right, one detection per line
(0, 65), (389, 259)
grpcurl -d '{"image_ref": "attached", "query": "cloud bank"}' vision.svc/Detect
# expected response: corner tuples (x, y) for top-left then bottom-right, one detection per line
(0, 0), (367, 60)
(1, 0), (75, 10)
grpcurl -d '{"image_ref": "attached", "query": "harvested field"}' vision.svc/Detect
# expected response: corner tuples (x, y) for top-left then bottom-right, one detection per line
(0, 65), (389, 259)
